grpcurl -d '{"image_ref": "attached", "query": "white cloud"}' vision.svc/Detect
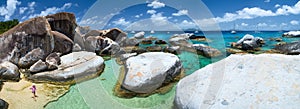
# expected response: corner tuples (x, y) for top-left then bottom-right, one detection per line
(281, 23), (287, 26)
(269, 24), (277, 28)
(78, 16), (101, 25)
(19, 7), (28, 14)
(135, 14), (143, 18)
(150, 12), (168, 26)
(177, 20), (196, 29)
(28, 3), (72, 18)
(147, 10), (156, 14)
(172, 10), (188, 16)
(290, 20), (299, 25)
(112, 18), (130, 26)
(241, 23), (249, 26)
(215, 1), (300, 23)
(275, 4), (280, 8)
(147, 0), (165, 9)
(264, 0), (270, 3)
(0, 0), (21, 20)
(258, 23), (268, 27)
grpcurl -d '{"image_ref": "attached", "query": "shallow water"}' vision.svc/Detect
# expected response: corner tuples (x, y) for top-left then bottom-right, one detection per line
(46, 31), (299, 109)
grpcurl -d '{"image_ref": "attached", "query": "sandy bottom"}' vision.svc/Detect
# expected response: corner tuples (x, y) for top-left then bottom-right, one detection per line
(0, 75), (70, 109)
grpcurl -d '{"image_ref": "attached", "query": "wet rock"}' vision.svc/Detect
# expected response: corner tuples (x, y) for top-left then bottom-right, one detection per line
(29, 60), (48, 73)
(163, 46), (179, 55)
(46, 53), (61, 70)
(189, 35), (206, 41)
(0, 99), (8, 109)
(193, 44), (222, 57)
(51, 31), (74, 54)
(0, 17), (54, 64)
(175, 54), (300, 109)
(140, 39), (152, 45)
(122, 52), (182, 93)
(18, 48), (45, 68)
(27, 51), (105, 84)
(154, 40), (167, 45)
(269, 38), (282, 42)
(122, 46), (147, 54)
(274, 41), (300, 55)
(146, 46), (163, 52)
(0, 61), (20, 82)
(46, 12), (77, 40)
(226, 48), (247, 54)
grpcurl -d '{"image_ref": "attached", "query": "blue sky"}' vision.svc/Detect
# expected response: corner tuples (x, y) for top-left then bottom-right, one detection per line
(0, 0), (299, 31)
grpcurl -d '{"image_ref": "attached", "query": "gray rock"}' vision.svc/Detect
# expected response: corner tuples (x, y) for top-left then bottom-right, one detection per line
(18, 48), (45, 68)
(45, 53), (61, 70)
(120, 37), (139, 47)
(51, 31), (74, 55)
(85, 36), (121, 56)
(175, 54), (300, 109)
(169, 34), (192, 48)
(193, 44), (222, 57)
(72, 43), (82, 52)
(133, 31), (145, 39)
(29, 60), (48, 73)
(0, 61), (20, 82)
(275, 41), (300, 55)
(122, 52), (182, 93)
(27, 51), (105, 84)
(235, 34), (264, 50)
(0, 99), (8, 109)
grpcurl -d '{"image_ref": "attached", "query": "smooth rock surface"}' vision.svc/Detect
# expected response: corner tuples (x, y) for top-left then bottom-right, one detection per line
(51, 31), (74, 54)
(29, 60), (48, 73)
(282, 31), (300, 37)
(18, 48), (45, 68)
(27, 51), (105, 84)
(0, 61), (20, 82)
(85, 36), (120, 56)
(175, 54), (300, 109)
(274, 41), (300, 55)
(0, 99), (8, 109)
(122, 52), (182, 93)
(46, 53), (61, 70)
(193, 44), (222, 57)
(133, 31), (145, 39)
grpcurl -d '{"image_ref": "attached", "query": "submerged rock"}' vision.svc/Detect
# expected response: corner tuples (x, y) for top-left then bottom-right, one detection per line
(175, 54), (300, 109)
(18, 48), (45, 68)
(274, 41), (300, 55)
(0, 61), (20, 82)
(193, 44), (222, 57)
(27, 51), (105, 84)
(0, 99), (8, 109)
(140, 39), (152, 45)
(122, 52), (182, 93)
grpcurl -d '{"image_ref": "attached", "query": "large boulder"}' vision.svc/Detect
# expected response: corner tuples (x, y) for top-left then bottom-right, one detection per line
(27, 51), (105, 84)
(175, 54), (300, 109)
(169, 34), (192, 48)
(119, 37), (139, 47)
(0, 99), (8, 109)
(122, 52), (182, 93)
(74, 26), (90, 50)
(234, 34), (264, 50)
(29, 60), (48, 73)
(274, 41), (300, 55)
(193, 44), (222, 57)
(0, 17), (54, 64)
(133, 31), (145, 39)
(85, 36), (121, 56)
(51, 31), (73, 54)
(0, 61), (20, 82)
(18, 48), (45, 68)
(103, 28), (127, 43)
(46, 12), (77, 40)
(282, 31), (300, 37)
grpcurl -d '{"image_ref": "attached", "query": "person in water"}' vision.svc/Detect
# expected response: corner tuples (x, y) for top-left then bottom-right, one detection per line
(30, 85), (38, 99)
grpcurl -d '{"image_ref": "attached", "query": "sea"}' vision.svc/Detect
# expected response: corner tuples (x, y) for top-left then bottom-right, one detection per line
(45, 31), (299, 109)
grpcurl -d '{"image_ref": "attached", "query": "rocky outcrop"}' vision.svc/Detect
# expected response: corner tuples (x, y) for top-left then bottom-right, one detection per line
(146, 46), (163, 52)
(85, 36), (121, 56)
(46, 12), (77, 40)
(122, 52), (182, 93)
(169, 34), (192, 48)
(282, 31), (300, 37)
(274, 41), (300, 55)
(46, 53), (61, 70)
(51, 31), (73, 54)
(0, 99), (8, 109)
(175, 54), (300, 109)
(140, 39), (152, 44)
(27, 51), (105, 84)
(0, 17), (54, 64)
(18, 48), (45, 68)
(163, 46), (180, 55)
(0, 61), (20, 82)
(119, 38), (139, 47)
(232, 34), (264, 51)
(193, 44), (222, 57)
(133, 31), (145, 39)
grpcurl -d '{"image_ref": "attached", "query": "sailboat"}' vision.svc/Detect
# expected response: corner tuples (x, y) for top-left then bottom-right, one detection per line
(255, 23), (261, 33)
(231, 23), (237, 34)
(150, 30), (155, 34)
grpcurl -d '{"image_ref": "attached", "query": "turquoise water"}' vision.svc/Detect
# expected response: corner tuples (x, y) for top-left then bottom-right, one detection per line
(46, 31), (299, 109)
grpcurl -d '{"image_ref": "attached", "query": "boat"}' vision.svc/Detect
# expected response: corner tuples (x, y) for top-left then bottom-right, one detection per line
(131, 31), (135, 34)
(150, 30), (155, 34)
(230, 23), (237, 34)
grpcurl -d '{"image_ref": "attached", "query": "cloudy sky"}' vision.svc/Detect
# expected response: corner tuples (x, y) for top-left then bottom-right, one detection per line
(0, 0), (299, 31)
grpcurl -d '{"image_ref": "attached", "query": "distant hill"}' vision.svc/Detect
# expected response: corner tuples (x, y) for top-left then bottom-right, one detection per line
(0, 19), (19, 34)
